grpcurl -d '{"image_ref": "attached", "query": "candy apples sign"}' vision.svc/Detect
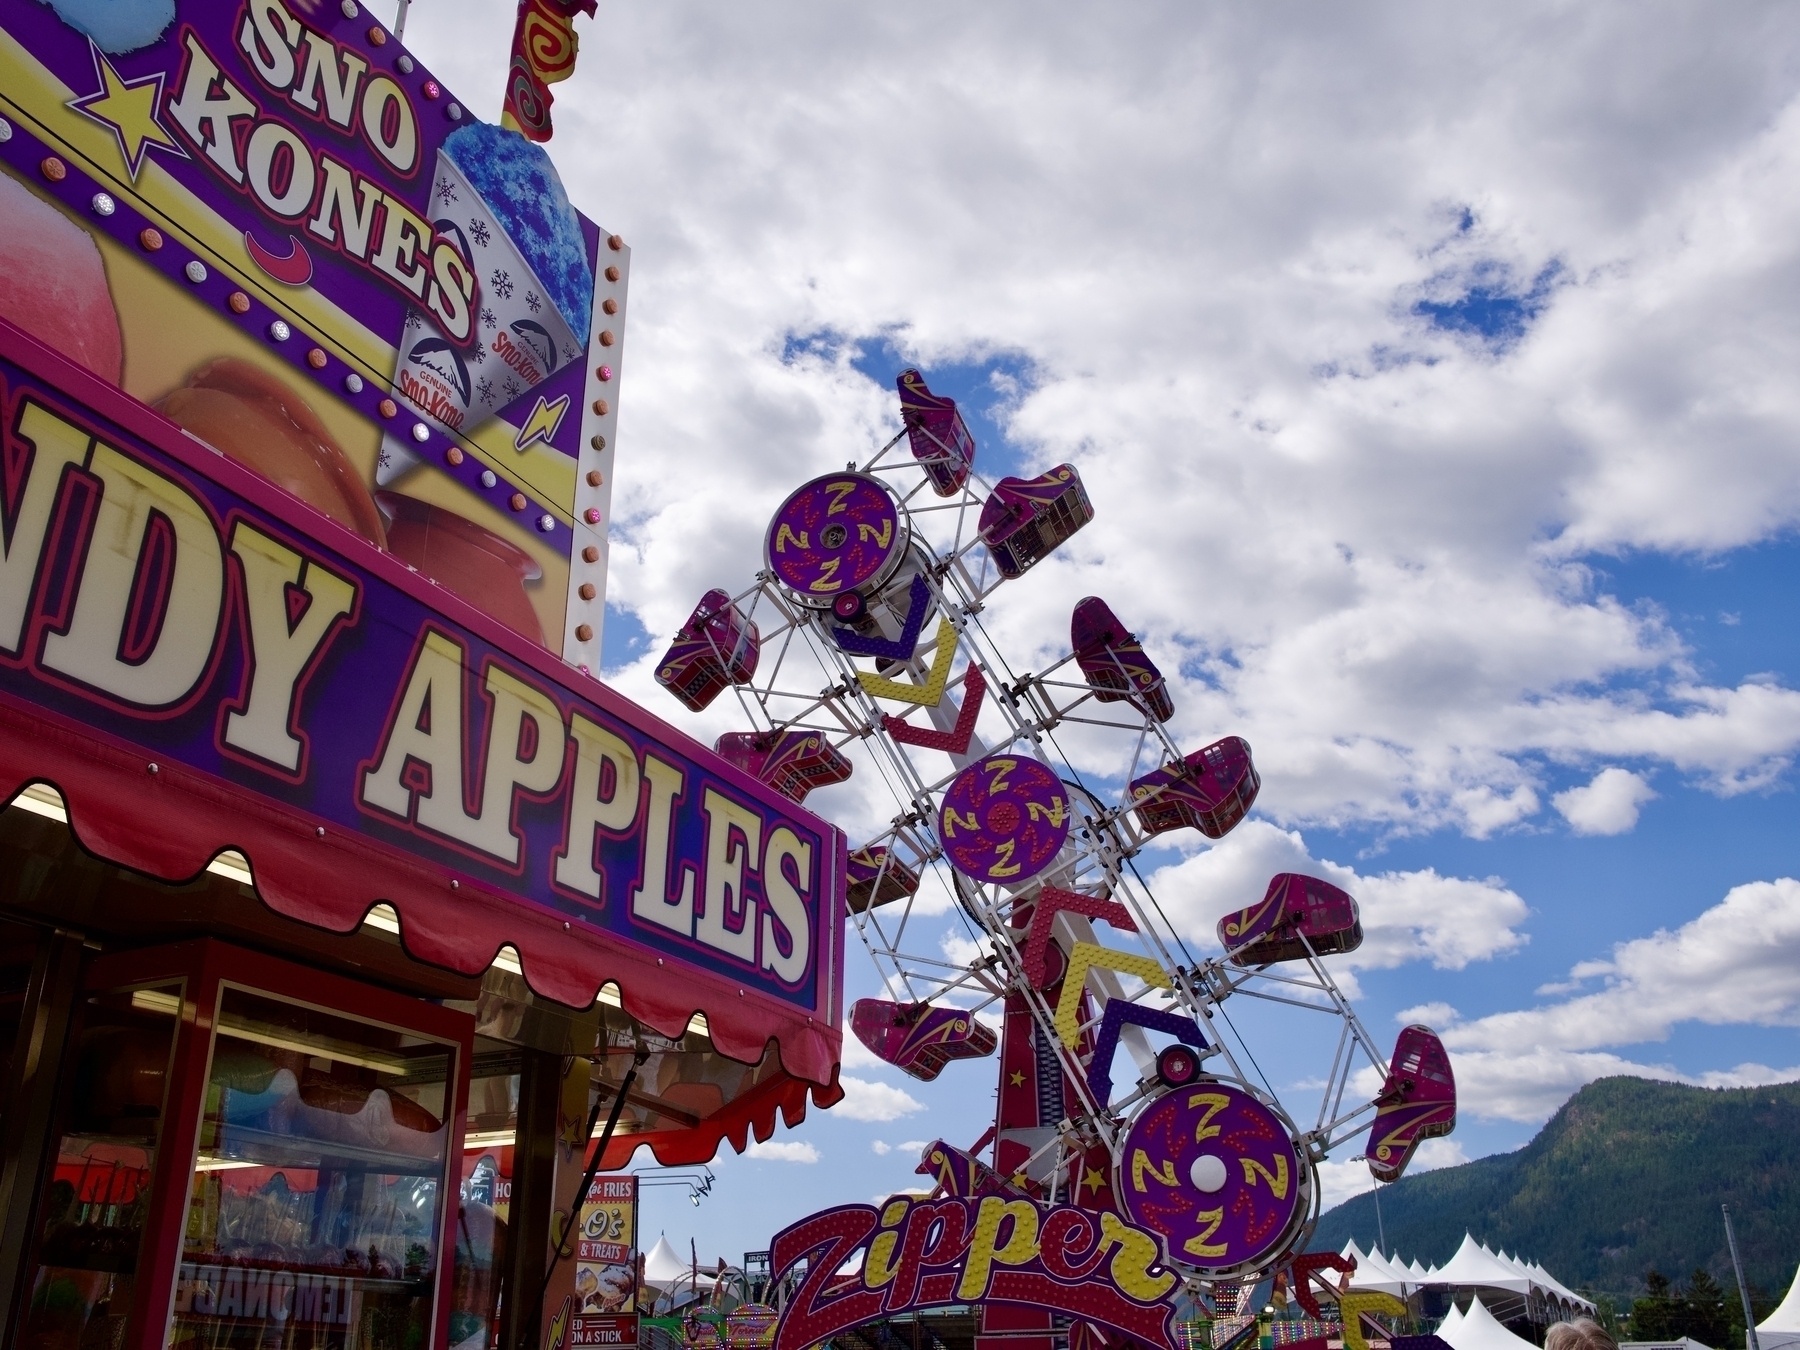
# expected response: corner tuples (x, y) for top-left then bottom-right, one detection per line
(0, 324), (844, 1082)
(769, 1193), (1180, 1350)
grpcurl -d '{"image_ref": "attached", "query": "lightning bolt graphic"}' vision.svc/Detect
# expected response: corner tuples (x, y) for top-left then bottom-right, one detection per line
(515, 393), (571, 453)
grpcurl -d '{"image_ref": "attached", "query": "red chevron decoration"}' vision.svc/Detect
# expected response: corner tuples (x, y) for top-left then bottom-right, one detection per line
(1023, 886), (1138, 987)
(882, 665), (986, 752)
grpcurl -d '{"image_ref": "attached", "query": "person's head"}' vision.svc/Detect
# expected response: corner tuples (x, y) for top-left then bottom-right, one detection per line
(1545, 1318), (1618, 1350)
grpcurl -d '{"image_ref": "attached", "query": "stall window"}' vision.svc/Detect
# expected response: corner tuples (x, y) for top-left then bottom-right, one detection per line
(453, 1047), (520, 1349)
(168, 986), (456, 1349)
(0, 921), (45, 1138)
(14, 980), (183, 1350)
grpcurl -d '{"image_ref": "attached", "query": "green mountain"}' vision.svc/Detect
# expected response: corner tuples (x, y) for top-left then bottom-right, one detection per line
(1309, 1076), (1800, 1304)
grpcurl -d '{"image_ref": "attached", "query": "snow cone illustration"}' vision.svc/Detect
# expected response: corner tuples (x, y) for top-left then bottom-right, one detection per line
(378, 121), (593, 483)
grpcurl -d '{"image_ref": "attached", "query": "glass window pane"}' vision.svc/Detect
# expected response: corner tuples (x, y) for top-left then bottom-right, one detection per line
(16, 981), (183, 1350)
(169, 986), (455, 1350)
(0, 920), (46, 1139)
(453, 1048), (519, 1350)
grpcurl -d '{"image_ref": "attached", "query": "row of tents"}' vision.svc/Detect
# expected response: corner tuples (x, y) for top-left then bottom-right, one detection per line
(1341, 1234), (1595, 1320)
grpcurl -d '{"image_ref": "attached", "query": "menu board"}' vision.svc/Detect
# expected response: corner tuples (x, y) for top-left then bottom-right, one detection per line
(572, 1174), (637, 1347)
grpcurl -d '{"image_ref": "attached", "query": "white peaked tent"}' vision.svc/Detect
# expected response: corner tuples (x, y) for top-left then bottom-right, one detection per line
(1340, 1240), (1417, 1296)
(1335, 1233), (1592, 1321)
(642, 1234), (689, 1290)
(1528, 1261), (1585, 1306)
(1758, 1263), (1800, 1350)
(1437, 1302), (1467, 1342)
(1434, 1235), (1537, 1295)
(1441, 1297), (1541, 1350)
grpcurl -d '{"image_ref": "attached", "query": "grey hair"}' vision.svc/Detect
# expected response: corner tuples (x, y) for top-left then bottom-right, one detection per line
(1545, 1319), (1619, 1350)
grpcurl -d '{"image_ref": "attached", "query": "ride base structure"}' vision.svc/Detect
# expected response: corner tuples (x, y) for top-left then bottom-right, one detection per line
(649, 371), (1461, 1350)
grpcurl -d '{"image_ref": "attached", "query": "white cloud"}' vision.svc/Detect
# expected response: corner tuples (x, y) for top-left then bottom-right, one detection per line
(1439, 878), (1800, 1119)
(1147, 821), (1529, 971)
(1315, 1137), (1470, 1210)
(870, 1138), (930, 1157)
(1396, 1003), (1460, 1028)
(397, 2), (1800, 844)
(838, 1032), (885, 1071)
(1696, 1062), (1800, 1088)
(870, 1188), (935, 1206)
(1554, 767), (1657, 835)
(746, 1139), (821, 1163)
(834, 1075), (926, 1122)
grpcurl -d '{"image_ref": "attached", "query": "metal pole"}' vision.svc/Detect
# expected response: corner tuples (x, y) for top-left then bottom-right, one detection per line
(1724, 1204), (1761, 1350)
(1372, 1174), (1387, 1256)
(393, 0), (411, 41)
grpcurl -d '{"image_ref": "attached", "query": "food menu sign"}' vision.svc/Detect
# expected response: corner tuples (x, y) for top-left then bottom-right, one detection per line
(572, 1175), (637, 1347)
(0, 0), (621, 664)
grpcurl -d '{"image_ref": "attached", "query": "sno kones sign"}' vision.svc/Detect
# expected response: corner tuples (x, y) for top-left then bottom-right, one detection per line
(770, 1193), (1180, 1350)
(0, 326), (844, 1075)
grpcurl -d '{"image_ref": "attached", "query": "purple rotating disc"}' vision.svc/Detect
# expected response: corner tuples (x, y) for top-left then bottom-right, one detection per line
(1116, 1080), (1308, 1275)
(938, 754), (1071, 884)
(765, 472), (906, 605)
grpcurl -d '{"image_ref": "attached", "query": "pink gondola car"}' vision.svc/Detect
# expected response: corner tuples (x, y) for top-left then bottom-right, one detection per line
(1128, 735), (1260, 839)
(1365, 1025), (1457, 1182)
(1071, 596), (1174, 722)
(1217, 873), (1364, 967)
(845, 844), (921, 914)
(978, 464), (1093, 580)
(898, 368), (977, 497)
(654, 588), (760, 713)
(850, 998), (998, 1082)
(713, 729), (852, 805)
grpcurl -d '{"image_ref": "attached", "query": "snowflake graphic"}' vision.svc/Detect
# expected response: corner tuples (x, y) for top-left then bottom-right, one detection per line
(526, 290), (542, 314)
(490, 268), (513, 300)
(377, 444), (392, 470)
(469, 344), (486, 364)
(469, 219), (491, 249)
(502, 377), (521, 401)
(480, 308), (497, 330)
(561, 343), (580, 365)
(435, 177), (458, 206)
(404, 310), (422, 332)
(476, 378), (494, 404)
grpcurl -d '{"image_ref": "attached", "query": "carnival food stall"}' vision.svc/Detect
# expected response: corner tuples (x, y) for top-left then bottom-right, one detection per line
(0, 4), (846, 1348)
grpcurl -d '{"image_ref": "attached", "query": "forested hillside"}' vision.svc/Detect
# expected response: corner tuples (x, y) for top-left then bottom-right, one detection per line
(1310, 1076), (1800, 1308)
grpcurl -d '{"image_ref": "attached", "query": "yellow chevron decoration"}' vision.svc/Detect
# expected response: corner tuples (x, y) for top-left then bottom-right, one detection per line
(857, 618), (959, 706)
(1054, 943), (1172, 1048)
(1339, 1292), (1409, 1350)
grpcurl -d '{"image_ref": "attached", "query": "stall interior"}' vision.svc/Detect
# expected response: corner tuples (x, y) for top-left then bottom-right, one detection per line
(0, 791), (829, 1350)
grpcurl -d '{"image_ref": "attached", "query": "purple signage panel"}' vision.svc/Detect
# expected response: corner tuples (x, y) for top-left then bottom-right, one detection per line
(0, 320), (844, 1082)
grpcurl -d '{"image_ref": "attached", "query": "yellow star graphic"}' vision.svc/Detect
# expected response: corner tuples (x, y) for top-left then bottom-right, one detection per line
(1081, 1167), (1106, 1195)
(1008, 1070), (1026, 1087)
(68, 42), (184, 181)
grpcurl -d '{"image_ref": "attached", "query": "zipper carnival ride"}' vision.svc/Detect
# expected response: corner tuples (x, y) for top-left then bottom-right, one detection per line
(649, 369), (1458, 1339)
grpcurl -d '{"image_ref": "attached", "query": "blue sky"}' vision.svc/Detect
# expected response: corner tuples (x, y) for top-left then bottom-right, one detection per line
(409, 0), (1800, 1271)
